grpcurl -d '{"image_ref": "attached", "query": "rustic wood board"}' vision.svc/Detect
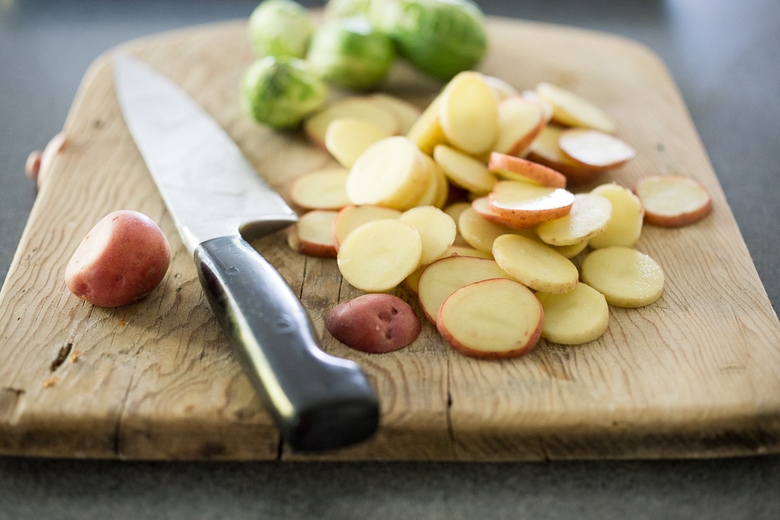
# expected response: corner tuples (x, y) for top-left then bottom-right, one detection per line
(1, 17), (779, 461)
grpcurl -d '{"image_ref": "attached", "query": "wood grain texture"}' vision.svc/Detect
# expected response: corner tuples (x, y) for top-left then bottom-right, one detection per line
(1, 17), (779, 461)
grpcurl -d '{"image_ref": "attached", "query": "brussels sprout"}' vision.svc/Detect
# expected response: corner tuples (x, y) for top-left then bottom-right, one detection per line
(307, 16), (396, 91)
(240, 56), (329, 129)
(373, 0), (488, 81)
(248, 0), (315, 58)
(324, 0), (374, 20)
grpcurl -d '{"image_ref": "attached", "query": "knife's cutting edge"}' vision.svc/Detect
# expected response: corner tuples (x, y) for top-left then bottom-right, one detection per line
(112, 53), (380, 452)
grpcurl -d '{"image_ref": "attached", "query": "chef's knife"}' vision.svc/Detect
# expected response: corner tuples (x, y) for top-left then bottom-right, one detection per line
(113, 54), (379, 452)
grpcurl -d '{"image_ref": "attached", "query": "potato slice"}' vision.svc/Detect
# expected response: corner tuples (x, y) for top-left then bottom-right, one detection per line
(536, 282), (610, 345)
(337, 219), (422, 292)
(332, 204), (402, 249)
(406, 94), (447, 155)
(433, 144), (496, 196)
(493, 96), (546, 156)
(488, 152), (567, 189)
(458, 205), (535, 253)
(346, 136), (430, 210)
(443, 201), (472, 246)
(442, 245), (493, 259)
(404, 244), (492, 296)
(527, 124), (607, 183)
(488, 180), (575, 229)
(535, 193), (612, 246)
(417, 255), (510, 322)
(483, 75), (520, 101)
(492, 234), (579, 294)
(437, 278), (543, 358)
(581, 246), (665, 308)
(588, 183), (644, 248)
(635, 175), (713, 227)
(287, 210), (339, 258)
(368, 93), (422, 134)
(549, 239), (590, 259)
(325, 117), (393, 168)
(558, 128), (635, 169)
(399, 206), (457, 266)
(410, 155), (449, 209)
(305, 96), (399, 149)
(289, 167), (350, 211)
(535, 82), (616, 134)
(439, 72), (499, 155)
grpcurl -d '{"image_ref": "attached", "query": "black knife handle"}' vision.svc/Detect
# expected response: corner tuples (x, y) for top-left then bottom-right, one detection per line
(194, 235), (379, 452)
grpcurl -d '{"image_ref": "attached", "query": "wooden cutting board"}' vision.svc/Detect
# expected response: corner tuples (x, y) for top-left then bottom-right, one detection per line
(2, 17), (779, 461)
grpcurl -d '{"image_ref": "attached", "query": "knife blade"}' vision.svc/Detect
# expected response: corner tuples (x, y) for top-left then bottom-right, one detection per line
(113, 54), (379, 452)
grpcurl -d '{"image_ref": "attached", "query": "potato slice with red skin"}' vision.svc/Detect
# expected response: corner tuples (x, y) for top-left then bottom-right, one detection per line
(581, 246), (665, 308)
(535, 82), (616, 134)
(558, 128), (636, 170)
(326, 294), (421, 353)
(527, 124), (608, 183)
(635, 175), (713, 227)
(493, 96), (546, 156)
(305, 96), (400, 149)
(65, 210), (170, 307)
(289, 167), (350, 211)
(439, 72), (499, 155)
(437, 278), (543, 359)
(492, 234), (579, 294)
(332, 204), (402, 249)
(459, 204), (536, 252)
(488, 180), (575, 229)
(287, 210), (339, 258)
(488, 152), (567, 189)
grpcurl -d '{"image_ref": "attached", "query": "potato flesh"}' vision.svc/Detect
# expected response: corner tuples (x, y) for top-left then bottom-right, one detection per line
(305, 97), (399, 148)
(439, 72), (499, 155)
(488, 152), (567, 189)
(346, 136), (430, 210)
(399, 206), (457, 266)
(337, 219), (422, 292)
(325, 117), (393, 168)
(332, 204), (402, 248)
(535, 193), (612, 246)
(558, 128), (636, 168)
(527, 124), (606, 183)
(433, 144), (496, 195)
(289, 168), (350, 210)
(493, 96), (545, 156)
(437, 278), (543, 358)
(488, 180), (575, 228)
(458, 205), (534, 253)
(368, 93), (421, 134)
(288, 210), (339, 257)
(588, 183), (644, 248)
(492, 234), (579, 294)
(417, 255), (510, 322)
(406, 95), (446, 155)
(537, 282), (610, 345)
(635, 175), (713, 227)
(535, 82), (615, 134)
(581, 246), (665, 308)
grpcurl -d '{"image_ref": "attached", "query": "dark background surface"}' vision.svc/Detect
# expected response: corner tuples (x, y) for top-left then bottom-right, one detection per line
(2, 1), (779, 518)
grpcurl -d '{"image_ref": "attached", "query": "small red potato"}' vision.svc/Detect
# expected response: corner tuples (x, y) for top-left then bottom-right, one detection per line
(326, 294), (421, 353)
(65, 210), (171, 307)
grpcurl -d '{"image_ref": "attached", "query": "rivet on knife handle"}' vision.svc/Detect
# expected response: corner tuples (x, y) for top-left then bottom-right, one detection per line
(195, 235), (379, 452)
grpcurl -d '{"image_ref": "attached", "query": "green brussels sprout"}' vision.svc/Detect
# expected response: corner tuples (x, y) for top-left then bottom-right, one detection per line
(324, 0), (374, 20)
(240, 56), (328, 129)
(307, 16), (396, 91)
(372, 0), (488, 81)
(248, 0), (315, 58)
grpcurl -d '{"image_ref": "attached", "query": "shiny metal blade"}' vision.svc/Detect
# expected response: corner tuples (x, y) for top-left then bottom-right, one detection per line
(113, 54), (297, 253)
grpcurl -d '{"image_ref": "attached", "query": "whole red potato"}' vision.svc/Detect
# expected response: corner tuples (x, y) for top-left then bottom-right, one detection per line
(65, 210), (171, 307)
(326, 294), (421, 354)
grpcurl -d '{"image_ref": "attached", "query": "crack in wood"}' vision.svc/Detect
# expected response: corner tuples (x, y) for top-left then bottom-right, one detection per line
(49, 343), (73, 372)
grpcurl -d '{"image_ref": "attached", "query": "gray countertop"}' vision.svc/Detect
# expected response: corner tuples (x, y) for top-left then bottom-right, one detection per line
(2, 1), (779, 518)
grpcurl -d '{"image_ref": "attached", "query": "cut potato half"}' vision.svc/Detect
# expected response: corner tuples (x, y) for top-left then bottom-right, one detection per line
(305, 96), (399, 149)
(418, 255), (510, 322)
(287, 210), (339, 258)
(535, 82), (616, 134)
(635, 175), (713, 227)
(325, 117), (393, 168)
(289, 167), (350, 211)
(535, 193), (612, 246)
(433, 144), (496, 195)
(437, 278), (543, 359)
(558, 128), (636, 169)
(337, 219), (422, 292)
(537, 282), (610, 345)
(588, 183), (644, 248)
(492, 234), (579, 294)
(439, 72), (499, 155)
(581, 246), (665, 308)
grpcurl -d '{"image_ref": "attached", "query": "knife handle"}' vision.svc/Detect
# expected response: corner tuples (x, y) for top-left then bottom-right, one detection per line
(194, 235), (379, 452)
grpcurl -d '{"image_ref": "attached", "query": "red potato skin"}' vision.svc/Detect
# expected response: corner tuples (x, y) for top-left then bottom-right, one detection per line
(65, 210), (171, 307)
(326, 294), (421, 353)
(488, 152), (567, 189)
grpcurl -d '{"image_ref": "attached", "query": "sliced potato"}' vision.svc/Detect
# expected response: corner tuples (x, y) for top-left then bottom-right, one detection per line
(346, 136), (430, 210)
(458, 205), (535, 252)
(337, 219), (422, 292)
(488, 180), (575, 229)
(305, 96), (399, 149)
(325, 117), (393, 168)
(442, 245), (493, 259)
(411, 155), (448, 209)
(635, 175), (713, 227)
(580, 246), (665, 308)
(493, 96), (546, 156)
(367, 93), (422, 134)
(492, 234), (579, 294)
(488, 152), (567, 189)
(406, 94), (447, 155)
(535, 82), (616, 134)
(439, 72), (499, 155)
(558, 128), (636, 169)
(332, 204), (402, 249)
(483, 75), (521, 101)
(399, 205), (457, 266)
(588, 183), (644, 249)
(289, 167), (350, 211)
(536, 282), (610, 345)
(287, 210), (339, 258)
(433, 144), (496, 196)
(527, 124), (607, 183)
(417, 255), (510, 322)
(549, 239), (590, 259)
(535, 192), (612, 246)
(437, 278), (543, 358)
